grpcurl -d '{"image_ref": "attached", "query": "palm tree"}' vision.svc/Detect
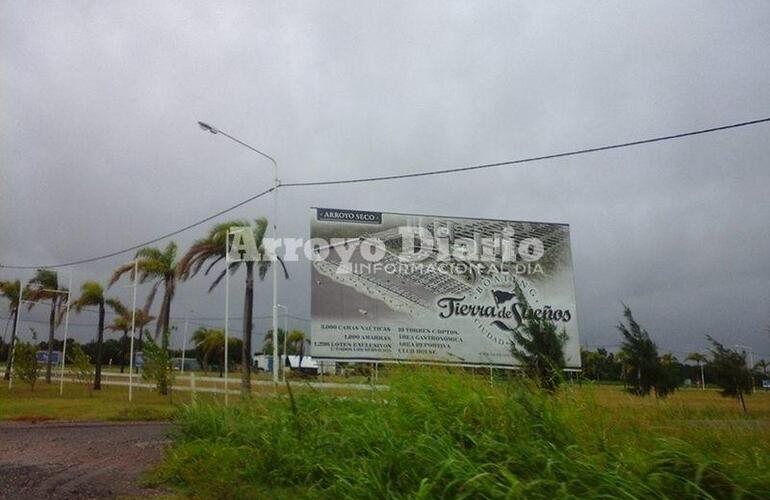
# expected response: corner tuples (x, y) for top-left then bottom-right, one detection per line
(191, 327), (240, 376)
(686, 352), (707, 390)
(27, 270), (69, 384)
(105, 299), (154, 373)
(262, 328), (287, 356)
(70, 281), (109, 390)
(178, 219), (289, 396)
(287, 330), (309, 368)
(109, 242), (180, 340)
(1, 280), (30, 381)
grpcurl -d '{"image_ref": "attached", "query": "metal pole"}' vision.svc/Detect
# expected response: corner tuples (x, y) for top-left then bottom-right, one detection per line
(128, 260), (138, 402)
(224, 239), (230, 406)
(272, 161), (279, 385)
(196, 122), (280, 387)
(700, 362), (705, 390)
(59, 273), (73, 395)
(8, 280), (23, 390)
(181, 312), (189, 375)
(282, 307), (288, 382)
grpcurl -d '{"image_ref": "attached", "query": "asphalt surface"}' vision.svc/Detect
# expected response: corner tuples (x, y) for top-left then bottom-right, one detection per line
(0, 421), (172, 499)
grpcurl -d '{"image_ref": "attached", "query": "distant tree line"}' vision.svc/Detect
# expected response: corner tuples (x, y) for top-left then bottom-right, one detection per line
(507, 286), (765, 413)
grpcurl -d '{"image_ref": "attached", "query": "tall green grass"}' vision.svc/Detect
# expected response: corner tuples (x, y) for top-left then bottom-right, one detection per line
(153, 369), (770, 499)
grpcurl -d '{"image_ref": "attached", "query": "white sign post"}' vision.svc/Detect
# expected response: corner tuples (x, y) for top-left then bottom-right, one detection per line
(8, 280), (23, 390)
(58, 272), (73, 395)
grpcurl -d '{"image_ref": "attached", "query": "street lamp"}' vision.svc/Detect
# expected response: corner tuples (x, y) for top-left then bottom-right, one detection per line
(197, 121), (281, 384)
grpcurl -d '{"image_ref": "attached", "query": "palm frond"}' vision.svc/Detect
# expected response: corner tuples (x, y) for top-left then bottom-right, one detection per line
(105, 298), (128, 316)
(108, 261), (137, 287)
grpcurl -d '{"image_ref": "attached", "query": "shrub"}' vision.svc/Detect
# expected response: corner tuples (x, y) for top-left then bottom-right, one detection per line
(707, 336), (754, 413)
(13, 342), (40, 391)
(143, 329), (174, 396)
(68, 343), (94, 396)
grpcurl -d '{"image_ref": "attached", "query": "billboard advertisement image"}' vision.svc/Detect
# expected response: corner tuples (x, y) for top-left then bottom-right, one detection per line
(310, 208), (581, 369)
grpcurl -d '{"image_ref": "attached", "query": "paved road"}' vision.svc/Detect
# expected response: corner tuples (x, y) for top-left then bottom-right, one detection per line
(0, 421), (172, 499)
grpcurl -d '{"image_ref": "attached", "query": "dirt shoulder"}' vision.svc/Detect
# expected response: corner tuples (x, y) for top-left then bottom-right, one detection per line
(0, 421), (173, 499)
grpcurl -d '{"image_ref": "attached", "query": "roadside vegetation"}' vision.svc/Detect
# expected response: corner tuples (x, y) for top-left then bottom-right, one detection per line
(0, 382), (178, 421)
(153, 368), (770, 499)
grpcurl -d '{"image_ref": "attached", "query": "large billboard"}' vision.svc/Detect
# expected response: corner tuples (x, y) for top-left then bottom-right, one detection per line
(310, 208), (580, 369)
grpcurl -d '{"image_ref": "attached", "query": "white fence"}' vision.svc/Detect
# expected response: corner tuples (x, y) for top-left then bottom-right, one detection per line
(45, 371), (388, 396)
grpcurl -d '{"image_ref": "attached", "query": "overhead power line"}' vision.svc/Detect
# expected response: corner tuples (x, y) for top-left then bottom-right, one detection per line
(0, 187), (274, 269)
(1, 116), (769, 270)
(283, 116), (770, 187)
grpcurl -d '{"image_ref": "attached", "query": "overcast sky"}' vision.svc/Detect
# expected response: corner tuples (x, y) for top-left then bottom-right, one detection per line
(1, 1), (769, 360)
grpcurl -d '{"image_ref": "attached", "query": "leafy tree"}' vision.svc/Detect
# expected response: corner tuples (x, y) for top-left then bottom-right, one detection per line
(143, 328), (174, 397)
(580, 348), (622, 382)
(68, 343), (94, 397)
(755, 359), (769, 377)
(707, 336), (753, 414)
(1, 280), (31, 381)
(617, 305), (678, 398)
(109, 242), (180, 340)
(82, 339), (123, 368)
(27, 269), (68, 384)
(510, 286), (567, 393)
(685, 352), (707, 389)
(657, 353), (684, 396)
(178, 219), (289, 397)
(13, 341), (40, 391)
(69, 281), (108, 390)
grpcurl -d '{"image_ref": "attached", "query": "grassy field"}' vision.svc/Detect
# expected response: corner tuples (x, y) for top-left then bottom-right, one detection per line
(150, 369), (770, 499)
(0, 373), (378, 422)
(2, 370), (769, 498)
(0, 381), (182, 421)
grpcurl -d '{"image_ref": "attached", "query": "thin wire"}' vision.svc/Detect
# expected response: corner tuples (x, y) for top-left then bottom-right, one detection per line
(0, 187), (274, 269)
(2, 116), (769, 269)
(283, 116), (770, 187)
